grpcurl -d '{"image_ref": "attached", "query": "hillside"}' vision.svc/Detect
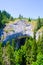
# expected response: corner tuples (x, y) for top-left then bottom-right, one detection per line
(0, 10), (43, 65)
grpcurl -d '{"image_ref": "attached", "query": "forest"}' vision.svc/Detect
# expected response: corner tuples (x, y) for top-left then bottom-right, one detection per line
(0, 10), (43, 65)
(0, 10), (14, 28)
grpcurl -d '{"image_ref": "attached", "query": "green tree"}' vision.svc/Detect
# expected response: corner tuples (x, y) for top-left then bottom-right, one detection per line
(19, 14), (23, 19)
(12, 39), (16, 51)
(32, 52), (43, 65)
(37, 31), (43, 54)
(0, 10), (3, 28)
(0, 42), (3, 65)
(31, 29), (37, 63)
(6, 41), (15, 65)
(37, 17), (41, 30)
(28, 17), (31, 22)
(14, 50), (22, 65)
(2, 10), (10, 19)
(0, 10), (14, 28)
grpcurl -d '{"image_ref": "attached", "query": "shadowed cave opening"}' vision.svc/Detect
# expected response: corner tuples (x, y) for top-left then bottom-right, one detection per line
(15, 37), (29, 49)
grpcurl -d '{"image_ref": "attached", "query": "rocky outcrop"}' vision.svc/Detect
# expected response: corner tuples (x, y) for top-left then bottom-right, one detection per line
(0, 20), (43, 43)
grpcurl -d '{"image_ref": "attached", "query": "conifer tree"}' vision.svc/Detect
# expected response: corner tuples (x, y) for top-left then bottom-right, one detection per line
(6, 41), (15, 65)
(0, 42), (3, 65)
(37, 17), (41, 30)
(12, 39), (16, 51)
(31, 29), (37, 62)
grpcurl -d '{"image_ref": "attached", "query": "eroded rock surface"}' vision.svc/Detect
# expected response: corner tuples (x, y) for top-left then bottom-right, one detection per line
(0, 20), (43, 43)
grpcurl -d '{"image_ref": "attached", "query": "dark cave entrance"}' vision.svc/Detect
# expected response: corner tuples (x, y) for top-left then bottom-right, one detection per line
(15, 36), (29, 49)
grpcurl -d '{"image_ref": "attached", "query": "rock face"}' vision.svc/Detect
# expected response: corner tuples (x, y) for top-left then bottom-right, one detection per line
(1, 20), (33, 42)
(0, 20), (43, 43)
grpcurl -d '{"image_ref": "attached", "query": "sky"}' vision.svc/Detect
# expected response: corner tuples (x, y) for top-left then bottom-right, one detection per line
(0, 0), (43, 18)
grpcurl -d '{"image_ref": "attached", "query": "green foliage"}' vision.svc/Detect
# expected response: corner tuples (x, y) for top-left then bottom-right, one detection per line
(37, 31), (43, 54)
(0, 9), (43, 65)
(12, 39), (16, 50)
(0, 10), (14, 28)
(28, 17), (31, 22)
(37, 17), (41, 30)
(0, 42), (3, 65)
(14, 50), (22, 65)
(5, 41), (15, 65)
(32, 52), (43, 65)
(19, 14), (23, 19)
(2, 10), (11, 19)
(0, 10), (3, 28)
(0, 30), (43, 65)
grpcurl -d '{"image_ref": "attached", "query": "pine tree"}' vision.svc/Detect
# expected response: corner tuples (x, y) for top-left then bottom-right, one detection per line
(28, 17), (31, 22)
(6, 41), (15, 65)
(12, 39), (16, 51)
(40, 31), (43, 54)
(37, 31), (43, 54)
(25, 38), (32, 65)
(0, 10), (2, 28)
(31, 29), (37, 62)
(0, 42), (3, 65)
(37, 17), (41, 30)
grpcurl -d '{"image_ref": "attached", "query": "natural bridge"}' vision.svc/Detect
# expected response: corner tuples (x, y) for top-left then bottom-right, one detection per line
(0, 20), (41, 48)
(1, 20), (33, 43)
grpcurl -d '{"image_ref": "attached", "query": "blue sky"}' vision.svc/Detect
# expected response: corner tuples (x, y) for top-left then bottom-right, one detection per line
(0, 0), (43, 18)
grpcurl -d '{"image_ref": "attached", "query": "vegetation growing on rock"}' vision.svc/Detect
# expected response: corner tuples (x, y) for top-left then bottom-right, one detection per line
(0, 10), (43, 65)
